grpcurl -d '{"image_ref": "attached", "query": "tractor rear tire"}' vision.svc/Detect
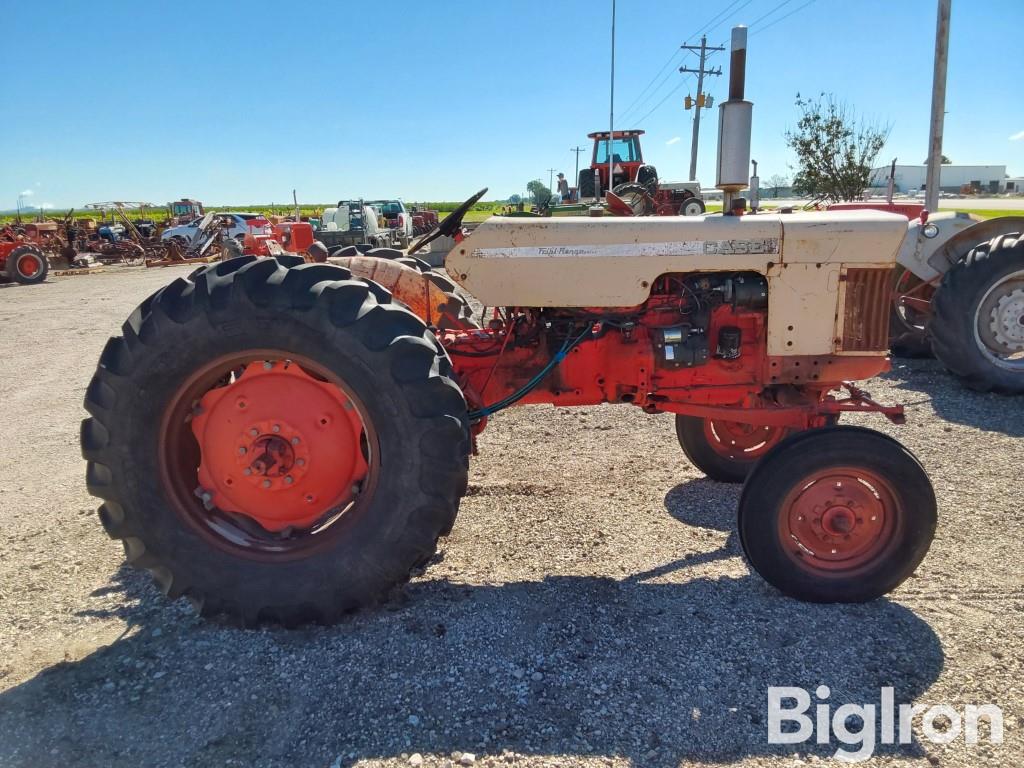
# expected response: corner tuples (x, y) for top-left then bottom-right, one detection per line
(636, 164), (659, 194)
(930, 232), (1024, 393)
(888, 267), (934, 358)
(578, 168), (596, 200)
(738, 426), (936, 603)
(81, 256), (470, 626)
(5, 245), (48, 284)
(675, 415), (791, 483)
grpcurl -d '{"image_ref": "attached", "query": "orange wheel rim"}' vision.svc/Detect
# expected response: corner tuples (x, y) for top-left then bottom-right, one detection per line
(779, 466), (900, 573)
(17, 254), (41, 277)
(704, 419), (787, 461)
(159, 352), (378, 556)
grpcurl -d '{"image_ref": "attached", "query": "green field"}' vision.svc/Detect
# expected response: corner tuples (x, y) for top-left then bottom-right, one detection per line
(3, 202), (1020, 226)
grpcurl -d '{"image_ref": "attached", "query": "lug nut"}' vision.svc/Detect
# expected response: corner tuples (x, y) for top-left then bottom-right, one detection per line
(272, 424), (281, 433)
(284, 476), (293, 485)
(291, 437), (300, 445)
(249, 428), (259, 437)
(263, 361), (273, 370)
(262, 479), (271, 489)
(243, 468), (252, 476)
(238, 447), (247, 456)
(296, 458), (305, 467)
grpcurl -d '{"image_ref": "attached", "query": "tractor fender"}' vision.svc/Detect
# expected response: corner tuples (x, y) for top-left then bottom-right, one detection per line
(929, 215), (1024, 275)
(330, 254), (474, 330)
(896, 212), (983, 282)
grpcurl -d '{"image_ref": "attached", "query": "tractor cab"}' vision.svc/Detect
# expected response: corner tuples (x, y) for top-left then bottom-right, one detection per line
(580, 130), (647, 199)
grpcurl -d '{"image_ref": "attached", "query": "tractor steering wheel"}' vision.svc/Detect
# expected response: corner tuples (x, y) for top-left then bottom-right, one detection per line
(408, 188), (488, 255)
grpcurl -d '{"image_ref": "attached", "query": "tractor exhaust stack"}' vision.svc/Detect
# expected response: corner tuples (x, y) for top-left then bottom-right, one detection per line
(716, 25), (752, 213)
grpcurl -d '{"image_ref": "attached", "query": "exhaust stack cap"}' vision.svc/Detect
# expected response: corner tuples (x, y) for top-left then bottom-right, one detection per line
(716, 25), (752, 194)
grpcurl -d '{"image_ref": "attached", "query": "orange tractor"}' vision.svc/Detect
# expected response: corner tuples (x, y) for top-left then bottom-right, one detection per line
(0, 227), (49, 284)
(81, 30), (937, 625)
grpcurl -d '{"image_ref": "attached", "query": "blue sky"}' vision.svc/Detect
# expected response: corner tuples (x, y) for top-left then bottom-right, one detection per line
(4, 0), (1022, 208)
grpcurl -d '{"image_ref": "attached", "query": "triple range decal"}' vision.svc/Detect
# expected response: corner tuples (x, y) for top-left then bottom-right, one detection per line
(472, 239), (781, 258)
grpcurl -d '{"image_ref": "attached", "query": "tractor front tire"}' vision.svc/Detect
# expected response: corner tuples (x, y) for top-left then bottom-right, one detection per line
(82, 256), (470, 626)
(6, 245), (48, 284)
(738, 426), (936, 603)
(578, 169), (597, 200)
(675, 415), (791, 483)
(930, 232), (1024, 393)
(681, 198), (706, 216)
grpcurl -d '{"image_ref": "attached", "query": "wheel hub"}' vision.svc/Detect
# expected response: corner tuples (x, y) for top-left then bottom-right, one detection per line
(986, 286), (1024, 352)
(190, 361), (368, 532)
(705, 419), (786, 460)
(17, 254), (40, 278)
(783, 469), (894, 571)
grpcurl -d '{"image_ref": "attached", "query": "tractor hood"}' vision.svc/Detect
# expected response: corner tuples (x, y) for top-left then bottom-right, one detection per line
(446, 210), (908, 307)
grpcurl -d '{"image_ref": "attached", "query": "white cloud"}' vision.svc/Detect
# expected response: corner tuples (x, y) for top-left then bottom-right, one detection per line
(20, 188), (34, 197)
(39, 202), (53, 210)
(666, 136), (682, 145)
(1010, 130), (1024, 141)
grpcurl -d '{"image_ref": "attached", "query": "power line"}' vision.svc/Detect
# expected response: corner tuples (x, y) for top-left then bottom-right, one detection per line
(688, 0), (750, 40)
(619, 49), (695, 124)
(748, 0), (797, 28)
(632, 72), (694, 127)
(751, 0), (820, 35)
(618, 48), (686, 118)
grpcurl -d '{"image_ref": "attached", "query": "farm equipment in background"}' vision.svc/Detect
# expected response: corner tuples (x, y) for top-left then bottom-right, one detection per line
(315, 201), (395, 254)
(241, 221), (325, 261)
(0, 228), (49, 284)
(410, 208), (439, 236)
(577, 129), (706, 217)
(168, 199), (205, 226)
(825, 160), (1024, 393)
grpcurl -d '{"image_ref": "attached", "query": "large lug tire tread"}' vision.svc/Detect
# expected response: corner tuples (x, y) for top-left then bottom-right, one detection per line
(6, 245), (49, 284)
(674, 415), (780, 483)
(930, 232), (1024, 393)
(81, 255), (470, 626)
(738, 426), (936, 603)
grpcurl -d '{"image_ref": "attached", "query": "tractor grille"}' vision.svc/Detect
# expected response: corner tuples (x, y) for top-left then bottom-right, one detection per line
(841, 268), (892, 352)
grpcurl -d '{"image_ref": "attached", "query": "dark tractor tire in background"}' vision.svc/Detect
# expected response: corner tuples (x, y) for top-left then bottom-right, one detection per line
(738, 426), (936, 603)
(5, 245), (48, 284)
(675, 415), (792, 483)
(81, 256), (470, 626)
(930, 233), (1024, 394)
(889, 267), (934, 359)
(681, 198), (706, 216)
(578, 168), (597, 199)
(636, 164), (659, 194)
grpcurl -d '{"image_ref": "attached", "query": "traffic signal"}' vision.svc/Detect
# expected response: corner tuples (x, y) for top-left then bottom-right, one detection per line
(705, 94), (714, 108)
(696, 93), (705, 108)
(684, 95), (693, 110)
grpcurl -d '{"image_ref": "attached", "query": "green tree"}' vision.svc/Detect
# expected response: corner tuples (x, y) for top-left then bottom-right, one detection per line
(922, 155), (952, 164)
(786, 94), (890, 202)
(527, 180), (552, 207)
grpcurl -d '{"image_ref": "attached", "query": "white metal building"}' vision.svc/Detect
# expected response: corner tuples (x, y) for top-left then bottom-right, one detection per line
(868, 164), (1006, 194)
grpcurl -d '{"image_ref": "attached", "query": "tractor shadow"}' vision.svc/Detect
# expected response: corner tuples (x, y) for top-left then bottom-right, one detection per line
(883, 356), (1024, 437)
(0, 482), (944, 767)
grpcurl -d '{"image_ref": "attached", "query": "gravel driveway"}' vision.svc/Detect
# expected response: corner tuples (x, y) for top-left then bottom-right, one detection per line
(0, 267), (1020, 767)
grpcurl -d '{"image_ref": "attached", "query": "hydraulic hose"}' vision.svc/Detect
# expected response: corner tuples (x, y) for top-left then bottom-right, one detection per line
(467, 323), (594, 421)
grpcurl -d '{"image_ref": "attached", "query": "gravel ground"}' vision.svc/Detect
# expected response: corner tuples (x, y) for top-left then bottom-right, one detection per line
(0, 266), (1021, 768)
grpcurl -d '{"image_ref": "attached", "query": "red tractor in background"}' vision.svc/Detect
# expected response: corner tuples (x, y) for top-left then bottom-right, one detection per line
(577, 129), (706, 216)
(0, 227), (49, 284)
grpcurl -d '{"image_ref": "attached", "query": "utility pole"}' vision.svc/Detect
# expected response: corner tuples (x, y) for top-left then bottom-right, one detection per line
(608, 0), (616, 195)
(570, 146), (586, 185)
(547, 168), (557, 193)
(680, 36), (724, 182)
(925, 0), (951, 213)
